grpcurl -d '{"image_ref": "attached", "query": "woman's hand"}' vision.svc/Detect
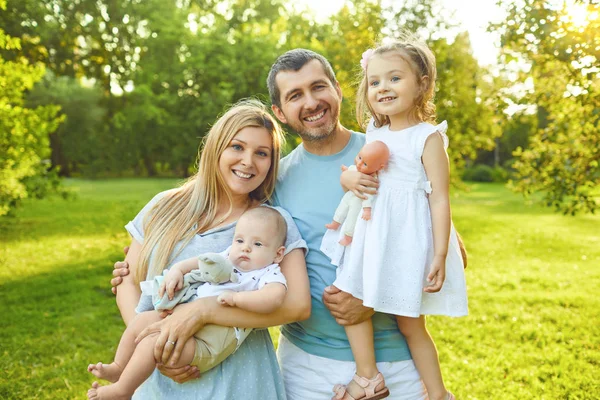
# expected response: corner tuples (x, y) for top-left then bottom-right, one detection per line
(322, 285), (374, 325)
(340, 165), (379, 199)
(156, 363), (201, 383)
(135, 300), (208, 366)
(424, 255), (446, 293)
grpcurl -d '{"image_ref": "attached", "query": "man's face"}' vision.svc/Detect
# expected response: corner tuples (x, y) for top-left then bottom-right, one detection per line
(271, 59), (342, 142)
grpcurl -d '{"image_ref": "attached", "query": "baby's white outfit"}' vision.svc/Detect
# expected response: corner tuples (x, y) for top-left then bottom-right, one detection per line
(321, 120), (468, 318)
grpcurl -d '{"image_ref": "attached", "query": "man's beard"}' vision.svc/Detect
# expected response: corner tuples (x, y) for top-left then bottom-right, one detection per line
(297, 121), (338, 143)
(293, 109), (340, 143)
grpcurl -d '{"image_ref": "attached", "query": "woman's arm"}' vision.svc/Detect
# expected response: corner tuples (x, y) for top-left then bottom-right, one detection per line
(116, 239), (142, 325)
(422, 132), (451, 293)
(136, 248), (310, 365)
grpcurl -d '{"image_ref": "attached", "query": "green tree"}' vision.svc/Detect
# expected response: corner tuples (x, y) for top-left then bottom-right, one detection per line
(27, 72), (106, 176)
(497, 0), (600, 214)
(322, 0), (385, 132)
(0, 0), (63, 216)
(433, 32), (504, 173)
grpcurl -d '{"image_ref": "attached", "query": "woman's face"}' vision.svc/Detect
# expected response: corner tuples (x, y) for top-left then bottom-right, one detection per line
(218, 126), (273, 198)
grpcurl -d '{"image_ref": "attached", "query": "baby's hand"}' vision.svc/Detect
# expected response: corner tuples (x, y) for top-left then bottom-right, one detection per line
(159, 268), (184, 300)
(424, 256), (446, 293)
(217, 291), (236, 307)
(340, 165), (378, 200)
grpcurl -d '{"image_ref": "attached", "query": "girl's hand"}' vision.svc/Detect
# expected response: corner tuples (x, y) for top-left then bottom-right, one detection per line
(217, 291), (236, 307)
(135, 301), (206, 366)
(424, 256), (446, 293)
(159, 268), (184, 300)
(340, 165), (379, 200)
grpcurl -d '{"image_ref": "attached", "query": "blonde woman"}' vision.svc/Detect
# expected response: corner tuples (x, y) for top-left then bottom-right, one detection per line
(106, 99), (310, 400)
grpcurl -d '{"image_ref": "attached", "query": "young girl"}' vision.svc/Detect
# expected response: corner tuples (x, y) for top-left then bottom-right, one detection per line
(322, 37), (468, 400)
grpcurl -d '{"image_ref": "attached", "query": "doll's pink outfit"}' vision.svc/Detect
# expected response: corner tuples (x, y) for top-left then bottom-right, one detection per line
(322, 120), (468, 318)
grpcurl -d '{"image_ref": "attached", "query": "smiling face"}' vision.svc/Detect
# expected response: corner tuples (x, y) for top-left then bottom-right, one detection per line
(218, 126), (273, 200)
(229, 211), (286, 271)
(367, 52), (424, 128)
(271, 59), (342, 142)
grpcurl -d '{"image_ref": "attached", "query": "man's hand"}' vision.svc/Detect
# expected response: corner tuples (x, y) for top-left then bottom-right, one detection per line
(111, 245), (131, 295)
(157, 363), (201, 383)
(322, 285), (374, 325)
(340, 165), (379, 200)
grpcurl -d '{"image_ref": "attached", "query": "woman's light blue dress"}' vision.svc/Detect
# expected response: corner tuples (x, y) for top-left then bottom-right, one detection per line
(125, 191), (307, 399)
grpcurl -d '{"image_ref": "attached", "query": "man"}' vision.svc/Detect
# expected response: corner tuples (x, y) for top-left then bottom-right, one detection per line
(268, 49), (426, 399)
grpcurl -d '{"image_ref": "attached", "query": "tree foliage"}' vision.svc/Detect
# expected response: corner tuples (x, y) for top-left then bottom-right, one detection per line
(2, 0), (501, 198)
(497, 0), (600, 214)
(27, 72), (106, 176)
(0, 0), (63, 217)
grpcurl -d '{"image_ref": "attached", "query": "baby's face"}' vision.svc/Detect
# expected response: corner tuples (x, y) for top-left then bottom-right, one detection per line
(229, 216), (283, 271)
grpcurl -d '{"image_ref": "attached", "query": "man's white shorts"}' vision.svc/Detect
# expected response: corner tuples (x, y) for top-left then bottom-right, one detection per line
(277, 335), (428, 400)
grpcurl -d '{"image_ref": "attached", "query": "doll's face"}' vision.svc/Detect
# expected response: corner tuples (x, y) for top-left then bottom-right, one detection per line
(354, 143), (389, 174)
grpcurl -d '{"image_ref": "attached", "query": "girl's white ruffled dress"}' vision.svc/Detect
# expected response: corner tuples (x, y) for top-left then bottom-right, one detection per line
(321, 121), (468, 318)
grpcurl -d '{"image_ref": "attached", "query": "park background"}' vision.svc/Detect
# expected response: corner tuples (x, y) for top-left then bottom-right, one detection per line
(1, 0), (599, 398)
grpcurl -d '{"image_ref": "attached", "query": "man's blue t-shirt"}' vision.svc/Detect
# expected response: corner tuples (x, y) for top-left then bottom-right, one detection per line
(272, 131), (411, 362)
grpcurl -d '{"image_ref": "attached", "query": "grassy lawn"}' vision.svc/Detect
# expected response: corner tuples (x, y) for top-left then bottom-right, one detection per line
(1, 179), (599, 399)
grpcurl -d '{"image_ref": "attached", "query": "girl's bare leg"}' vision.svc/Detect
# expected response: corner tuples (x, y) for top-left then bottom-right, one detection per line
(87, 333), (196, 400)
(87, 311), (162, 382)
(396, 315), (448, 400)
(341, 318), (386, 399)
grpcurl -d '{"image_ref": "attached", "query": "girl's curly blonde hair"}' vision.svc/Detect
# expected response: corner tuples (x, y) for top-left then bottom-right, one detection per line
(356, 34), (437, 129)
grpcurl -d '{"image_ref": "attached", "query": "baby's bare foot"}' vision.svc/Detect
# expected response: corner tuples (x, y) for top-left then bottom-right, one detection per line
(87, 362), (122, 383)
(87, 381), (132, 400)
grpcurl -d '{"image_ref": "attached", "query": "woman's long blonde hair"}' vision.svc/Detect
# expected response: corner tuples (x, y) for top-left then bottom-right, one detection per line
(134, 99), (285, 283)
(356, 34), (437, 129)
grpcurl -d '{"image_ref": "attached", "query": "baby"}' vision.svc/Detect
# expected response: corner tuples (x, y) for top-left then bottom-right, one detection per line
(87, 206), (288, 400)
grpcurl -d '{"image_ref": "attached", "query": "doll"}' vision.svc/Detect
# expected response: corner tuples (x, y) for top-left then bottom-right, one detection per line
(325, 140), (390, 246)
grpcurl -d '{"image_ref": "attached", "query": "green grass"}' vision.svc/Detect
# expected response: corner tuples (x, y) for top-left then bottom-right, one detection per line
(1, 179), (599, 399)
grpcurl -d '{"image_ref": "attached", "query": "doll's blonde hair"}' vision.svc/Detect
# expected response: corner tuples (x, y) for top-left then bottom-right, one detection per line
(356, 34), (437, 129)
(135, 99), (285, 283)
